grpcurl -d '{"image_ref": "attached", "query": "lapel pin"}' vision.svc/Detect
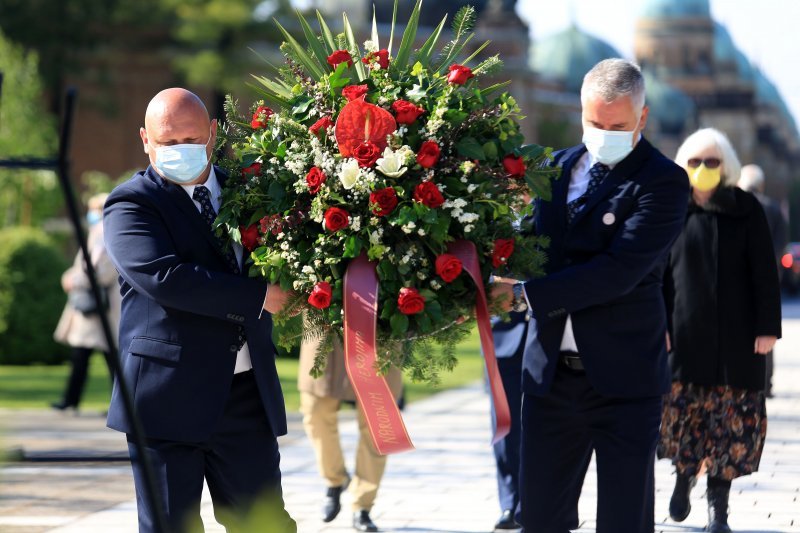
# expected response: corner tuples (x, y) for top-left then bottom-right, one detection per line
(602, 212), (616, 225)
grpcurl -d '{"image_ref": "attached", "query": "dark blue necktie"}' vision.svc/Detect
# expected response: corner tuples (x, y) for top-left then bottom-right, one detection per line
(193, 185), (246, 350)
(566, 162), (610, 224)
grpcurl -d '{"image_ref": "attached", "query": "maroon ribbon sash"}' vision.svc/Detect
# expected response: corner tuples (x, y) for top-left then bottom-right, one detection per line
(447, 240), (511, 444)
(343, 255), (414, 455)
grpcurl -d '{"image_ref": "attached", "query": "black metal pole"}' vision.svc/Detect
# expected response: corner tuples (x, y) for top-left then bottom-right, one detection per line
(53, 88), (170, 533)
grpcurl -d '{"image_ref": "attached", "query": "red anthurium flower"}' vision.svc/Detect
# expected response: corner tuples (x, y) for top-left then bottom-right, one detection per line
(335, 98), (397, 157)
(392, 100), (425, 125)
(306, 167), (327, 194)
(327, 49), (353, 68)
(239, 224), (260, 252)
(398, 287), (425, 315)
(370, 187), (398, 216)
(353, 141), (382, 168)
(309, 116), (333, 137)
(447, 64), (475, 85)
(362, 49), (390, 69)
(492, 238), (515, 268)
(241, 162), (262, 179)
(342, 84), (369, 101)
(323, 207), (350, 232)
(435, 254), (463, 283)
(503, 155), (526, 178)
(308, 281), (332, 309)
(250, 105), (273, 129)
(416, 141), (441, 168)
(413, 181), (444, 208)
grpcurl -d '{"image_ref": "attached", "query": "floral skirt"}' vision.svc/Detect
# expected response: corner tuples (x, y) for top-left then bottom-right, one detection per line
(657, 382), (767, 480)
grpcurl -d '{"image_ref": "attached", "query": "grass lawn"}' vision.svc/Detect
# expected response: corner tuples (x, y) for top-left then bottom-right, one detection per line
(0, 331), (484, 412)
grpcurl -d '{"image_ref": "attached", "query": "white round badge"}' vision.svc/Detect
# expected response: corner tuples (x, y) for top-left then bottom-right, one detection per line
(602, 212), (616, 225)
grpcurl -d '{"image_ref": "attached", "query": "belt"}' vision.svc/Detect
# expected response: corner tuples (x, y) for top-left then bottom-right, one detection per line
(559, 351), (585, 372)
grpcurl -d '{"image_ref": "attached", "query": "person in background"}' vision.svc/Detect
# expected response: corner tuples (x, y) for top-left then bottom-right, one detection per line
(488, 310), (527, 531)
(660, 128), (781, 533)
(298, 335), (403, 533)
(738, 163), (786, 397)
(52, 192), (120, 411)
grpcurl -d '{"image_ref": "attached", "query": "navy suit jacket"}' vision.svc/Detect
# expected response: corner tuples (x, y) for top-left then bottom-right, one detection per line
(522, 138), (689, 398)
(103, 166), (287, 442)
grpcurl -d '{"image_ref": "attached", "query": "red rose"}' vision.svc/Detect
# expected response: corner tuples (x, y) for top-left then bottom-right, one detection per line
(239, 224), (260, 252)
(503, 155), (526, 178)
(413, 181), (444, 208)
(492, 238), (515, 268)
(250, 105), (273, 129)
(369, 187), (398, 217)
(362, 49), (390, 69)
(309, 116), (333, 137)
(447, 64), (475, 85)
(392, 100), (425, 125)
(306, 167), (326, 194)
(323, 206), (350, 232)
(416, 141), (441, 168)
(327, 49), (353, 69)
(308, 281), (333, 309)
(397, 287), (425, 315)
(435, 254), (463, 283)
(353, 141), (382, 168)
(342, 84), (369, 102)
(241, 162), (261, 179)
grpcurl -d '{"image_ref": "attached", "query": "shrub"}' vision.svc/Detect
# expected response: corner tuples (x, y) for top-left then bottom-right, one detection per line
(0, 226), (70, 364)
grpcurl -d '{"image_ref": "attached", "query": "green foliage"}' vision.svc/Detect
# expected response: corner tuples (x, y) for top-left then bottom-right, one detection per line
(0, 227), (70, 365)
(0, 31), (62, 228)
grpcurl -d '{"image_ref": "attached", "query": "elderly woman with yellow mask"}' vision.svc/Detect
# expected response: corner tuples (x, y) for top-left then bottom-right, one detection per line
(658, 128), (781, 533)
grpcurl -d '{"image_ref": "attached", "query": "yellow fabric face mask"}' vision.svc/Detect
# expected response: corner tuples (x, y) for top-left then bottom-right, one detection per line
(689, 164), (721, 192)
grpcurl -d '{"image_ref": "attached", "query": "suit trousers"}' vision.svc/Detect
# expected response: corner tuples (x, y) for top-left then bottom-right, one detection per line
(300, 391), (387, 511)
(492, 346), (523, 514)
(519, 366), (662, 533)
(128, 371), (295, 533)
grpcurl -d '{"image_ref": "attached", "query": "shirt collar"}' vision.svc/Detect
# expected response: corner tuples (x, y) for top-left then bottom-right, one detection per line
(180, 167), (220, 206)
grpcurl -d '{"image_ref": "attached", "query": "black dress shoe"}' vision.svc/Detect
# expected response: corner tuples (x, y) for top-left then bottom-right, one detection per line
(494, 509), (520, 530)
(50, 401), (77, 412)
(322, 485), (344, 522)
(353, 510), (378, 532)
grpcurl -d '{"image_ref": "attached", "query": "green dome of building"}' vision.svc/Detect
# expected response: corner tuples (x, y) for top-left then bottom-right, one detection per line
(643, 70), (695, 135)
(641, 0), (710, 18)
(531, 25), (622, 93)
(713, 22), (755, 81)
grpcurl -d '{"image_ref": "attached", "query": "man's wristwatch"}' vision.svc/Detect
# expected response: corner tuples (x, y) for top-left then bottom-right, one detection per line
(511, 282), (528, 312)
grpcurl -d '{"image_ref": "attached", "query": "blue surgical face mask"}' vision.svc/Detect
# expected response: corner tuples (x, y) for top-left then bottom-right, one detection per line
(582, 126), (635, 166)
(151, 129), (212, 184)
(86, 210), (102, 226)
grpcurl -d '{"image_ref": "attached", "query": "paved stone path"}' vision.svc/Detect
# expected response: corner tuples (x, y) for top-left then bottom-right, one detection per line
(3, 302), (800, 532)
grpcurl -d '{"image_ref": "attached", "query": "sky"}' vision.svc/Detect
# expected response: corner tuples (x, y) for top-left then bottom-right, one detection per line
(516, 0), (800, 128)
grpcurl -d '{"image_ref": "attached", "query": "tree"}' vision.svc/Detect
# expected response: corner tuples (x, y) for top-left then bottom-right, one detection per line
(0, 30), (60, 228)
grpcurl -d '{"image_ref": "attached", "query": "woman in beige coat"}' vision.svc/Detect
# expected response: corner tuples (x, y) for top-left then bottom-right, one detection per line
(52, 193), (121, 411)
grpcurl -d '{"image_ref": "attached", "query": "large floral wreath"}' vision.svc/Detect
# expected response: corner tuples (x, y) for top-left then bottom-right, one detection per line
(216, 2), (553, 381)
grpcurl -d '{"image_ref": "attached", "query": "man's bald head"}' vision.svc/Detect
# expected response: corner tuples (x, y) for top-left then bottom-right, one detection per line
(139, 88), (217, 185)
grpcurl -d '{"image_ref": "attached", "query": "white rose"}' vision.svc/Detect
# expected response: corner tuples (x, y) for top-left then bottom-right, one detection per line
(375, 147), (408, 178)
(338, 159), (361, 190)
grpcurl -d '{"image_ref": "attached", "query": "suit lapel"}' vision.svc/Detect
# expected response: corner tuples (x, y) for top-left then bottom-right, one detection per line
(549, 145), (586, 235)
(569, 138), (653, 228)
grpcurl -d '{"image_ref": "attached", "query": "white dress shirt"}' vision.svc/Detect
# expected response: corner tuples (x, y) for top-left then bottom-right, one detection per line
(180, 168), (253, 373)
(559, 150), (620, 352)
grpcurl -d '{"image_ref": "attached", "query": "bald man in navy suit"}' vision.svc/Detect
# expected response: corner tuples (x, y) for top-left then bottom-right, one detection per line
(104, 88), (296, 532)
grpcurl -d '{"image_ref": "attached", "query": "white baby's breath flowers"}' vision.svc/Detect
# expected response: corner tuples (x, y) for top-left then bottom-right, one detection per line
(338, 158), (361, 190)
(430, 279), (442, 290)
(467, 184), (478, 193)
(416, 271), (427, 280)
(464, 224), (475, 233)
(375, 147), (408, 178)
(401, 221), (417, 234)
(363, 40), (378, 53)
(351, 216), (362, 232)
